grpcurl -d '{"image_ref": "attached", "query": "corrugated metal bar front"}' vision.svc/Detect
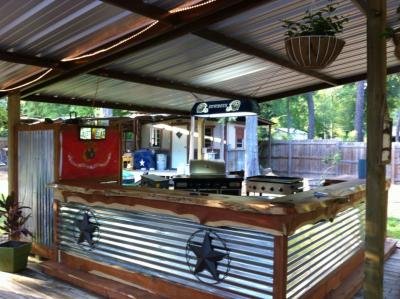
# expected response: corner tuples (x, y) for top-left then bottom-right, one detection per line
(18, 130), (55, 246)
(59, 202), (275, 299)
(286, 204), (365, 298)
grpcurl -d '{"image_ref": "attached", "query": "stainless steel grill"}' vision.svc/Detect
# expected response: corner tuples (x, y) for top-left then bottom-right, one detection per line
(18, 130), (55, 246)
(286, 204), (365, 299)
(173, 160), (243, 195)
(246, 176), (303, 196)
(59, 202), (275, 299)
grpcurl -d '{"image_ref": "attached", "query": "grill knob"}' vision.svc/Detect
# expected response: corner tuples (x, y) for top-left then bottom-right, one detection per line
(253, 186), (257, 190)
(261, 186), (265, 191)
(270, 187), (274, 191)
(279, 188), (283, 192)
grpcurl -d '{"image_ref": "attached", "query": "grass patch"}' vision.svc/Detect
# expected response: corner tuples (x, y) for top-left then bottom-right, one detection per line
(387, 217), (400, 239)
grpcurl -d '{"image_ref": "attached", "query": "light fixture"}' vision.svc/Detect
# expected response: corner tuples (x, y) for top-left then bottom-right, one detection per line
(191, 99), (259, 118)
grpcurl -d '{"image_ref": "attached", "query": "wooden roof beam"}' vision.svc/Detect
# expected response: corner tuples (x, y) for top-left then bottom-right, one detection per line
(350, 0), (368, 15)
(101, 0), (337, 86)
(256, 64), (400, 102)
(90, 69), (256, 100)
(194, 30), (337, 85)
(19, 0), (272, 97)
(24, 94), (190, 115)
(0, 50), (61, 69)
(0, 49), (255, 100)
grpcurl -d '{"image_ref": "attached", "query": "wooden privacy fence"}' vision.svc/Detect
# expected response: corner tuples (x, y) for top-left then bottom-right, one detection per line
(261, 140), (400, 183)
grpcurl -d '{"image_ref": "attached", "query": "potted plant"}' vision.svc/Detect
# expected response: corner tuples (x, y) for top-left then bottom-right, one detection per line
(0, 193), (32, 273)
(283, 2), (348, 69)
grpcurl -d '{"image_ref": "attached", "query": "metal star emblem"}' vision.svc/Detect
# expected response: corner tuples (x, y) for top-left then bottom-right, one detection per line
(189, 232), (227, 281)
(139, 159), (145, 167)
(76, 212), (97, 246)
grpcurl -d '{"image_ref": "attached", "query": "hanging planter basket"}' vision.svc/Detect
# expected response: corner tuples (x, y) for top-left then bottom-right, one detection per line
(393, 29), (400, 60)
(284, 36), (345, 69)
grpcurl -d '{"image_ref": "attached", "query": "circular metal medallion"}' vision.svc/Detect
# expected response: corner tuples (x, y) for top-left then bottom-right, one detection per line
(186, 229), (231, 284)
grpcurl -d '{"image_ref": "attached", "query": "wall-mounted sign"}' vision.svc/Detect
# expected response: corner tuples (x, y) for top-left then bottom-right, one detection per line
(380, 116), (392, 164)
(191, 99), (259, 118)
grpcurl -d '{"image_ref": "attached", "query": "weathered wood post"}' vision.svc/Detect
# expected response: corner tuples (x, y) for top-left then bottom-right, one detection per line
(245, 115), (259, 177)
(364, 0), (388, 298)
(189, 116), (195, 161)
(197, 118), (205, 160)
(7, 92), (20, 196)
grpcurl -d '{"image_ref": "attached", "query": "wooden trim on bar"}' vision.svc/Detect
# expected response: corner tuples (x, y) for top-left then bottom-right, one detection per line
(299, 248), (364, 299)
(273, 236), (288, 299)
(31, 243), (56, 260)
(59, 252), (225, 299)
(52, 179), (368, 235)
(52, 199), (60, 262)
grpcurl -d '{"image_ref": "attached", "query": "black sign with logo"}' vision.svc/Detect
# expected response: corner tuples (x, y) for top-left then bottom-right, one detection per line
(191, 99), (259, 117)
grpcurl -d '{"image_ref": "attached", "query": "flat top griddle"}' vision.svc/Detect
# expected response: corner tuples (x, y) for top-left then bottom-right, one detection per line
(246, 176), (303, 184)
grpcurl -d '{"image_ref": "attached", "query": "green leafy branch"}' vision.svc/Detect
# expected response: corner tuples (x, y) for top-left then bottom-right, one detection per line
(282, 2), (348, 37)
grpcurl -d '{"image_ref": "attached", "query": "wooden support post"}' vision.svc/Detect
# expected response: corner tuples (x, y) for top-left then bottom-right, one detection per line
(364, 0), (387, 298)
(273, 236), (288, 299)
(189, 116), (195, 161)
(268, 124), (272, 168)
(219, 121), (225, 162)
(7, 92), (20, 196)
(244, 115), (259, 177)
(197, 118), (205, 160)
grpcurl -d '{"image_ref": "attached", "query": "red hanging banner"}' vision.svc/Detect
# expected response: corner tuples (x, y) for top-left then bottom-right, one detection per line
(60, 127), (120, 181)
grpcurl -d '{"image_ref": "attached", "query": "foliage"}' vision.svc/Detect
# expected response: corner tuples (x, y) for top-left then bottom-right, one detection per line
(387, 217), (400, 239)
(282, 2), (348, 37)
(319, 151), (342, 185)
(21, 101), (99, 119)
(0, 193), (32, 240)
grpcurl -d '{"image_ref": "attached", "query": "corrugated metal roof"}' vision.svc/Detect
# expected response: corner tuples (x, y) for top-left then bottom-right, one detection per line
(0, 0), (399, 112)
(36, 74), (220, 111)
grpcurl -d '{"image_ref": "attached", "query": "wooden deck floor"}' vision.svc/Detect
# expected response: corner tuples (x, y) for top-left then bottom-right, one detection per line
(0, 258), (100, 299)
(353, 248), (400, 299)
(1, 250), (400, 299)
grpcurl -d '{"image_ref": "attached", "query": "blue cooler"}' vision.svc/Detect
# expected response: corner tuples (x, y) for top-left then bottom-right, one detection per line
(134, 149), (155, 170)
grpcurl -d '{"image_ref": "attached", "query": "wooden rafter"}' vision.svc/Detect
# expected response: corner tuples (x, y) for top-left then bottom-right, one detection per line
(0, 50), (253, 100)
(90, 69), (256, 100)
(257, 64), (400, 102)
(100, 0), (337, 86)
(17, 0), (272, 97)
(0, 50), (62, 69)
(350, 0), (368, 15)
(24, 94), (190, 115)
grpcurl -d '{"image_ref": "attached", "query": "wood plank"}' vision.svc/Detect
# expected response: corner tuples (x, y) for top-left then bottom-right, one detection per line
(273, 236), (288, 299)
(57, 252), (225, 299)
(41, 261), (165, 299)
(8, 92), (20, 196)
(364, 0), (388, 298)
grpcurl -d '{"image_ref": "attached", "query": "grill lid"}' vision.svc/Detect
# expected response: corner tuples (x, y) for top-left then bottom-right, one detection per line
(189, 160), (226, 177)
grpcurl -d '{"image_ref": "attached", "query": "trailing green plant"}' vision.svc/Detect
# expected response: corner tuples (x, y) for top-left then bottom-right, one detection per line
(0, 193), (31, 240)
(283, 2), (348, 37)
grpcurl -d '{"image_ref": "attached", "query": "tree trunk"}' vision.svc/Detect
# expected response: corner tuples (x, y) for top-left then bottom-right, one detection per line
(305, 92), (315, 139)
(354, 80), (366, 141)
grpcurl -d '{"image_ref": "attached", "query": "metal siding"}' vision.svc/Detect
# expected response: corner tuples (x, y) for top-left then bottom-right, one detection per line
(59, 202), (275, 299)
(286, 204), (365, 299)
(36, 74), (217, 111)
(18, 130), (54, 246)
(0, 0), (186, 60)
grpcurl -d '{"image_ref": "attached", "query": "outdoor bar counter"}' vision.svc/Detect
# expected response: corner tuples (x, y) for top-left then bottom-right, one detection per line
(48, 180), (367, 299)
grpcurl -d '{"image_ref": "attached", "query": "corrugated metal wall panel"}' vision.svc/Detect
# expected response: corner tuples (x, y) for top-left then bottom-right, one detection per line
(286, 204), (365, 299)
(18, 130), (54, 246)
(59, 202), (275, 299)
